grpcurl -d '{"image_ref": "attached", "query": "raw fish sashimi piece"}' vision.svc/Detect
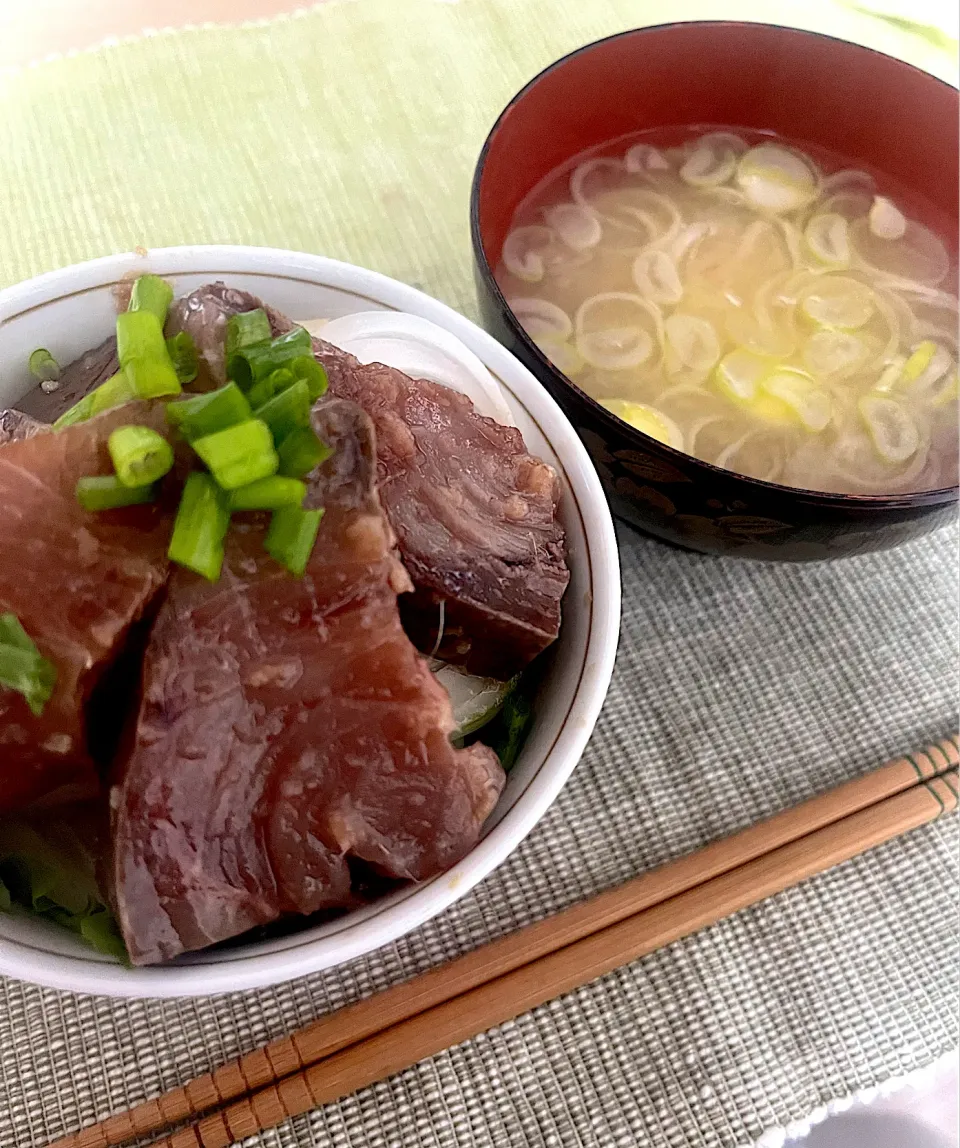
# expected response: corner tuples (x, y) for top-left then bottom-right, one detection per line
(0, 404), (171, 813)
(111, 399), (505, 966)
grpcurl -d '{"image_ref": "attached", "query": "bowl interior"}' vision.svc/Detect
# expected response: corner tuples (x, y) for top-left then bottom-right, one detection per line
(0, 248), (620, 996)
(475, 22), (959, 264)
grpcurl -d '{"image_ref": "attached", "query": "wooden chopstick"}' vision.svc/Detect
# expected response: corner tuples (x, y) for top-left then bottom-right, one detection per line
(52, 735), (959, 1148)
(157, 765), (960, 1148)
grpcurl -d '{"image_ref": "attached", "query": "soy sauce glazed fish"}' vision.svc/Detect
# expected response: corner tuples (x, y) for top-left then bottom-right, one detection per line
(170, 284), (571, 678)
(20, 282), (571, 679)
(0, 275), (567, 963)
(112, 400), (504, 964)
(0, 404), (171, 815)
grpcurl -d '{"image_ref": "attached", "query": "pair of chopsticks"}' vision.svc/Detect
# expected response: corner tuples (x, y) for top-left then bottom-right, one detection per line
(51, 735), (958, 1148)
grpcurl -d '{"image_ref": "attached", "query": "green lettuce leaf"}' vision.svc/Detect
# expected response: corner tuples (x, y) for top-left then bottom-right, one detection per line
(0, 808), (128, 962)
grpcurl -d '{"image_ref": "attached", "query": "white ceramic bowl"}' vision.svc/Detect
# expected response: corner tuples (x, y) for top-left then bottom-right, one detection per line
(0, 246), (620, 998)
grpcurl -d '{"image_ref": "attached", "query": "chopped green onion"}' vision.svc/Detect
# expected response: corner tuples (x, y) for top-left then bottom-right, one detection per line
(53, 392), (97, 430)
(276, 327), (313, 354)
(128, 275), (174, 323)
(115, 311), (181, 399)
(165, 332), (199, 385)
(247, 368), (295, 410)
(53, 370), (138, 431)
(75, 475), (156, 511)
(290, 355), (328, 401)
(28, 348), (60, 383)
(168, 472), (231, 581)
(228, 327), (312, 389)
(124, 357), (181, 400)
(269, 367), (297, 389)
(116, 310), (167, 367)
(167, 383), (251, 440)
(227, 476), (307, 511)
(277, 426), (334, 477)
(191, 419), (278, 490)
(254, 378), (311, 443)
(265, 505), (324, 576)
(90, 371), (136, 414)
(225, 309), (272, 362)
(0, 613), (35, 650)
(107, 425), (174, 488)
(56, 297), (185, 428)
(0, 627), (54, 715)
(0, 613), (57, 717)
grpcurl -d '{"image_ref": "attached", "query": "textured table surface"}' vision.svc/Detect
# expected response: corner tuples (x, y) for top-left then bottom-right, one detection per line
(0, 2), (958, 1145)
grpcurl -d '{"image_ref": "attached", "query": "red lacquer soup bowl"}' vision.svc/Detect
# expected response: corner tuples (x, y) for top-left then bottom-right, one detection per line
(471, 23), (959, 560)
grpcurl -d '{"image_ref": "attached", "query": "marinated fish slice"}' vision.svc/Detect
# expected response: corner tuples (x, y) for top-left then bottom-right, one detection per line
(0, 404), (171, 814)
(15, 336), (118, 424)
(168, 283), (570, 679)
(111, 399), (505, 966)
(20, 283), (570, 678)
(0, 409), (46, 444)
(319, 351), (569, 678)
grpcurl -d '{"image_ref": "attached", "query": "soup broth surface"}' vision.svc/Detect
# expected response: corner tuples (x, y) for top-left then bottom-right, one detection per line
(495, 126), (959, 495)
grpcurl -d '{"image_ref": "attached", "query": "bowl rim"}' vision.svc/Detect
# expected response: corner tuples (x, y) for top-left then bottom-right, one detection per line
(469, 20), (960, 510)
(0, 244), (621, 998)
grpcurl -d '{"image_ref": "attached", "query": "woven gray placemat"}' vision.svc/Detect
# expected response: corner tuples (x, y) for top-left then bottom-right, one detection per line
(2, 520), (957, 1148)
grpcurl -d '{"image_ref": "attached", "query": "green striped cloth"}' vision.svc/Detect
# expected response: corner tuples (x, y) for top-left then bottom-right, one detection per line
(0, 0), (955, 321)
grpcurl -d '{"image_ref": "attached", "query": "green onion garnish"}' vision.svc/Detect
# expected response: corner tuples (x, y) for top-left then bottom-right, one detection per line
(191, 419), (278, 490)
(165, 332), (199, 385)
(53, 276), (181, 429)
(167, 383), (251, 441)
(0, 613), (39, 650)
(265, 506), (324, 577)
(116, 310), (168, 367)
(53, 393), (97, 431)
(107, 425), (174, 488)
(114, 311), (181, 400)
(128, 275), (173, 323)
(277, 426), (334, 478)
(253, 378), (311, 444)
(90, 372), (136, 414)
(225, 309), (272, 362)
(274, 327), (313, 355)
(247, 368), (295, 411)
(289, 355), (328, 401)
(75, 475), (156, 511)
(123, 358), (181, 400)
(53, 372), (135, 430)
(168, 472), (231, 581)
(227, 476), (307, 512)
(28, 348), (60, 384)
(0, 613), (57, 717)
(228, 327), (312, 390)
